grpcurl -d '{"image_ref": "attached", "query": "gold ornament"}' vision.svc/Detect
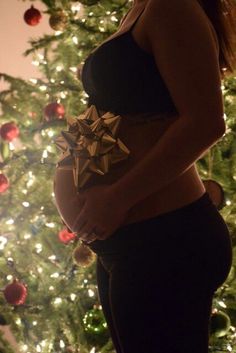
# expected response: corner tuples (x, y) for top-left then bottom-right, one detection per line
(73, 243), (96, 267)
(49, 10), (68, 31)
(54, 104), (131, 192)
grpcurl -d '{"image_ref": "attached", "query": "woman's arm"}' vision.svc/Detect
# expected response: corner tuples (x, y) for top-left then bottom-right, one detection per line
(111, 0), (225, 209)
(112, 116), (224, 209)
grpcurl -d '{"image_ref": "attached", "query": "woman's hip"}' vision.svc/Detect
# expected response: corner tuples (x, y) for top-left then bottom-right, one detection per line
(88, 192), (230, 250)
(88, 192), (232, 290)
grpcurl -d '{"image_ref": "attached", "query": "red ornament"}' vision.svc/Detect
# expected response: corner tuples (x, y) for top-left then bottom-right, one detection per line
(44, 102), (65, 121)
(58, 228), (76, 244)
(24, 5), (42, 26)
(0, 122), (20, 142)
(3, 279), (27, 305)
(0, 173), (9, 193)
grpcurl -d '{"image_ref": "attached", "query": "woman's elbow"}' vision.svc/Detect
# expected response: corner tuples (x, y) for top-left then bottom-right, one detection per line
(208, 116), (226, 139)
(180, 114), (226, 146)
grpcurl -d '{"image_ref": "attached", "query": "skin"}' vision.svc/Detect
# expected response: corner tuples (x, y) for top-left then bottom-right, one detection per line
(69, 0), (224, 243)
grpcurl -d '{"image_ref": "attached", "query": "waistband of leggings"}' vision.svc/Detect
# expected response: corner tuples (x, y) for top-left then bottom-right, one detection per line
(124, 191), (214, 228)
(84, 191), (215, 252)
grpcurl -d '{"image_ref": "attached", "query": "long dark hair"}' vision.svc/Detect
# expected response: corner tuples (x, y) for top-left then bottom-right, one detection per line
(199, 0), (236, 78)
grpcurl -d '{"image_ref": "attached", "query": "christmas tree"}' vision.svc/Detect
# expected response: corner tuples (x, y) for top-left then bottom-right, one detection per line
(0, 0), (236, 352)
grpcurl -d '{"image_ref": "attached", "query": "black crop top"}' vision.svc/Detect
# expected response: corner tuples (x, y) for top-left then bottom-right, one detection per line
(81, 7), (178, 117)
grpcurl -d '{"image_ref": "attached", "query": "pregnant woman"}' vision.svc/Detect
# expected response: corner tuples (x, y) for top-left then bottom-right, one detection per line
(54, 0), (235, 352)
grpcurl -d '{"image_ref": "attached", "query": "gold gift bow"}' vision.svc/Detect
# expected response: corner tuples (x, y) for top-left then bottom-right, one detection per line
(54, 105), (131, 193)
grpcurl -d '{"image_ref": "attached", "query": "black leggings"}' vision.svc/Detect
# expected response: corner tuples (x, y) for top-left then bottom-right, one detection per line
(87, 192), (233, 353)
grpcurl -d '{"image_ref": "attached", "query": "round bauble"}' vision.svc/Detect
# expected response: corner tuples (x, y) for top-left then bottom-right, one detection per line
(49, 10), (68, 31)
(83, 306), (107, 334)
(0, 173), (9, 193)
(3, 279), (27, 305)
(24, 5), (42, 26)
(73, 243), (95, 267)
(0, 122), (20, 142)
(58, 228), (76, 244)
(44, 102), (65, 121)
(209, 310), (231, 338)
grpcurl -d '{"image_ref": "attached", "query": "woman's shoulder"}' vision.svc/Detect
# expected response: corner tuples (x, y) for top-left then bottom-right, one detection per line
(143, 0), (219, 55)
(142, 0), (224, 129)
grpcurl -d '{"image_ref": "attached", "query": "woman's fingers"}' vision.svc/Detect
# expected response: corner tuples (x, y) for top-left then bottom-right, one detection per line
(76, 222), (92, 238)
(81, 232), (97, 243)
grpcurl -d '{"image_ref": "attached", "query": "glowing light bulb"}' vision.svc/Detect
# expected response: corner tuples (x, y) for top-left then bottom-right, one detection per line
(45, 222), (55, 228)
(47, 130), (55, 137)
(59, 340), (65, 348)
(0, 236), (7, 250)
(37, 53), (44, 60)
(88, 289), (95, 297)
(54, 297), (62, 304)
(51, 272), (59, 278)
(42, 149), (48, 158)
(39, 85), (47, 91)
(218, 300), (226, 308)
(111, 15), (118, 22)
(16, 318), (22, 325)
(48, 255), (56, 261)
(70, 293), (76, 301)
(60, 92), (66, 99)
(35, 243), (42, 253)
(6, 218), (14, 225)
(29, 78), (38, 84)
(71, 3), (81, 12)
(72, 36), (79, 45)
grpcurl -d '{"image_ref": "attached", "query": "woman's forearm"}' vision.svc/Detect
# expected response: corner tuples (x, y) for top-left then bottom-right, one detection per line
(112, 116), (225, 209)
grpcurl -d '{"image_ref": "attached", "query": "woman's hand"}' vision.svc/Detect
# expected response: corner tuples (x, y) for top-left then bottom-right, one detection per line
(71, 184), (130, 243)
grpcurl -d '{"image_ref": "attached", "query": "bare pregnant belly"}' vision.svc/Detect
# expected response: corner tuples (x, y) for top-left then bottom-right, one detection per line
(53, 111), (206, 231)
